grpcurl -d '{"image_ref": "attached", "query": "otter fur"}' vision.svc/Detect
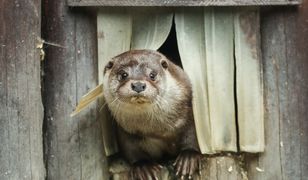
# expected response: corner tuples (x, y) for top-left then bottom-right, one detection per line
(103, 50), (201, 179)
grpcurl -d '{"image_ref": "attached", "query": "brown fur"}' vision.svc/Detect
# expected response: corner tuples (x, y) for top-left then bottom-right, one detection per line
(103, 50), (199, 164)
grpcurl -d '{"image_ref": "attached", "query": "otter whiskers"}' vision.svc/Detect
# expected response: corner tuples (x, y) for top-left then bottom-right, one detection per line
(99, 97), (119, 112)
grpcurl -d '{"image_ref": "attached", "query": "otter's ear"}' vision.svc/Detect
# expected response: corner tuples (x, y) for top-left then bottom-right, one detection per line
(161, 60), (168, 69)
(104, 61), (114, 74)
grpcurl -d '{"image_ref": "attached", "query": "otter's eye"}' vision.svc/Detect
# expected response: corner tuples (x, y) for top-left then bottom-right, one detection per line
(149, 72), (157, 81)
(118, 71), (129, 81)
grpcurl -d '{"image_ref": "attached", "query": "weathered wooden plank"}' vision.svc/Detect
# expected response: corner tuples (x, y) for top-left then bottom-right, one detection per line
(296, 0), (308, 176)
(245, 12), (285, 179)
(234, 8), (264, 152)
(246, 2), (308, 179)
(204, 8), (237, 152)
(68, 0), (301, 7)
(0, 0), (45, 179)
(200, 156), (247, 180)
(43, 1), (108, 179)
(279, 11), (302, 180)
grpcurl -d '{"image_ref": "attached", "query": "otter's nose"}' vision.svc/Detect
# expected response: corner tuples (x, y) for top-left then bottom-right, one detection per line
(131, 82), (146, 93)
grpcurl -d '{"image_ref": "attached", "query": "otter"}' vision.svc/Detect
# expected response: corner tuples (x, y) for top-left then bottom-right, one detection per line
(103, 50), (202, 179)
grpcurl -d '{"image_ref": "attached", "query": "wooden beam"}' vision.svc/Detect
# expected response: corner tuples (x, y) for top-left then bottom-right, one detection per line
(68, 0), (301, 7)
(246, 2), (308, 179)
(0, 0), (45, 179)
(43, 0), (109, 179)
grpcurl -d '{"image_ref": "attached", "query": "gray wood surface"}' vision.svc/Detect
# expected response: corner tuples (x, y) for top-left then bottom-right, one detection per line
(43, 0), (109, 179)
(245, 2), (308, 179)
(200, 156), (247, 180)
(68, 0), (301, 6)
(0, 0), (45, 179)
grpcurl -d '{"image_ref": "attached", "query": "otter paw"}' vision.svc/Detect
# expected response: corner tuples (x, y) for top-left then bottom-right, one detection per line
(130, 162), (163, 180)
(173, 150), (202, 179)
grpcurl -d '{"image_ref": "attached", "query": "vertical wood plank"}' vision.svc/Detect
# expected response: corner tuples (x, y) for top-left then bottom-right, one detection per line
(204, 8), (237, 152)
(280, 10), (302, 179)
(246, 3), (308, 179)
(43, 1), (108, 179)
(296, 1), (308, 176)
(234, 8), (265, 152)
(76, 13), (108, 180)
(175, 7), (213, 154)
(0, 0), (45, 179)
(97, 8), (132, 156)
(246, 11), (286, 180)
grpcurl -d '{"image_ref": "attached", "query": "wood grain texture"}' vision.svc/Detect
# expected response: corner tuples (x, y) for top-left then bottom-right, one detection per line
(68, 0), (301, 7)
(297, 1), (308, 176)
(43, 1), (108, 179)
(199, 156), (247, 180)
(245, 2), (308, 179)
(0, 0), (45, 179)
(234, 8), (265, 152)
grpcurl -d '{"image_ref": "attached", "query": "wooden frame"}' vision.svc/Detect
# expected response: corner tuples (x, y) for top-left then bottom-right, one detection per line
(68, 0), (301, 6)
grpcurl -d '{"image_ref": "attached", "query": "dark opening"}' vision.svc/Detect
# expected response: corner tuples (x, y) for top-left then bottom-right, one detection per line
(158, 20), (182, 68)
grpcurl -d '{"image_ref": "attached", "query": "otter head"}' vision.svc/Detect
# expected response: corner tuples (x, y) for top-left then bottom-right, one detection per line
(103, 50), (169, 107)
